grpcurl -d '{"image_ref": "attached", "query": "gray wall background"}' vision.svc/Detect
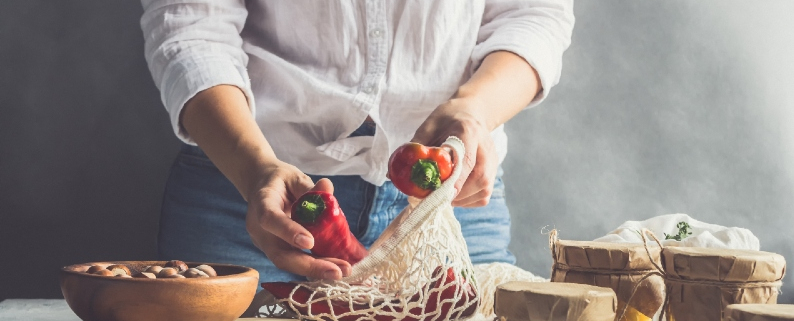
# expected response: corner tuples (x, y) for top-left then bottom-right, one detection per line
(506, 0), (794, 303)
(1, 0), (792, 304)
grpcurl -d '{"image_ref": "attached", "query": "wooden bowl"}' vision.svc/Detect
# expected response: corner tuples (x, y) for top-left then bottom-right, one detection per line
(60, 261), (259, 321)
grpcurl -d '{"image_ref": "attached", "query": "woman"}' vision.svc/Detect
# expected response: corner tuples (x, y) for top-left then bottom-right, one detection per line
(140, 1), (574, 283)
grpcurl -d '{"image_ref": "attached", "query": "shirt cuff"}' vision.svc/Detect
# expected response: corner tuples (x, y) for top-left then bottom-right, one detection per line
(471, 30), (562, 109)
(160, 53), (256, 145)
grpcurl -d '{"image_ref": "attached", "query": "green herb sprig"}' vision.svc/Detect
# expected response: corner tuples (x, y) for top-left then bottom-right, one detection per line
(664, 221), (693, 241)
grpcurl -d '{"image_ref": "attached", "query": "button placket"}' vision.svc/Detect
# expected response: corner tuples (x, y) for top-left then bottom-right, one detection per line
(362, 0), (389, 182)
(359, 0), (386, 99)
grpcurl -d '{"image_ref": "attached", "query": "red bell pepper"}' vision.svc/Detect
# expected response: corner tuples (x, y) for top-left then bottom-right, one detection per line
(425, 266), (478, 320)
(387, 142), (454, 198)
(261, 266), (477, 321)
(292, 191), (368, 265)
(260, 282), (368, 321)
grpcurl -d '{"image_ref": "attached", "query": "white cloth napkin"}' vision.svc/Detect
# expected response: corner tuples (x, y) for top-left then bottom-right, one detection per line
(593, 213), (760, 250)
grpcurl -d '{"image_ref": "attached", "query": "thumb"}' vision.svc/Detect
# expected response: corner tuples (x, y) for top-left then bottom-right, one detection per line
(287, 173), (317, 201)
(310, 178), (334, 194)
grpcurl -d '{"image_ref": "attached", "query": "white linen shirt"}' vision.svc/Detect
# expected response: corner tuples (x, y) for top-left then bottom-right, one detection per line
(140, 1), (574, 185)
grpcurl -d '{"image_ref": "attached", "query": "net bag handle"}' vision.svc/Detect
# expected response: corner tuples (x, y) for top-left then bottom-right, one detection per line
(344, 136), (465, 282)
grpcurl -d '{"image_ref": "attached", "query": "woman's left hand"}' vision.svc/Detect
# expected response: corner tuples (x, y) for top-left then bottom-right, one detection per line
(412, 51), (544, 207)
(412, 97), (499, 207)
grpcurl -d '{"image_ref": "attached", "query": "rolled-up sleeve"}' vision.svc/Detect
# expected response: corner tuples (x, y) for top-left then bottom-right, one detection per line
(472, 0), (575, 108)
(140, 0), (255, 144)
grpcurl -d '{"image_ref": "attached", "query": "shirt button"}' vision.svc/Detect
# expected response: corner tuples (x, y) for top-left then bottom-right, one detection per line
(369, 28), (383, 38)
(362, 84), (375, 94)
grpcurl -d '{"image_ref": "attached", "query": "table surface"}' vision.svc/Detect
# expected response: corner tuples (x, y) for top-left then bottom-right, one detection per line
(0, 299), (283, 321)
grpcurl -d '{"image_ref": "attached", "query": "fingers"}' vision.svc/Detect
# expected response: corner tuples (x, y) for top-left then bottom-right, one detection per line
(451, 138), (478, 196)
(247, 191), (351, 280)
(320, 257), (353, 277)
(453, 136), (498, 207)
(261, 232), (352, 280)
(412, 112), (498, 207)
(266, 172), (326, 249)
(246, 166), (353, 280)
(310, 178), (334, 194)
(251, 190), (315, 249)
(287, 172), (315, 201)
(452, 184), (494, 207)
(451, 165), (496, 207)
(250, 225), (352, 280)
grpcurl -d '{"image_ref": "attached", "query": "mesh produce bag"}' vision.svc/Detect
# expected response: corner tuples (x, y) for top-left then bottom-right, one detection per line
(262, 137), (479, 321)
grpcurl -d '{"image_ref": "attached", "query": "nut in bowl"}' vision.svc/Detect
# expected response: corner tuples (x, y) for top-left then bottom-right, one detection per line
(60, 261), (259, 321)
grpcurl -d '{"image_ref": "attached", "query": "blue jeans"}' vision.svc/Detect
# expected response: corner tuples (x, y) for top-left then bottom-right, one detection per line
(158, 124), (515, 284)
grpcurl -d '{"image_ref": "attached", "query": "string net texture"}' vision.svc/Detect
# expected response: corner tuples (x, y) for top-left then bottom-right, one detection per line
(266, 137), (478, 321)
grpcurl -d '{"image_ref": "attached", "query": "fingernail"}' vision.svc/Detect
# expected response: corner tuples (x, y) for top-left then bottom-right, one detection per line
(294, 234), (313, 249)
(341, 265), (352, 277)
(323, 270), (340, 280)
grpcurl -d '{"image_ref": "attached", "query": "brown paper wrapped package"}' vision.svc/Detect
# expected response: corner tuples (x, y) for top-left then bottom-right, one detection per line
(724, 304), (794, 321)
(551, 240), (665, 318)
(662, 247), (786, 321)
(495, 281), (617, 321)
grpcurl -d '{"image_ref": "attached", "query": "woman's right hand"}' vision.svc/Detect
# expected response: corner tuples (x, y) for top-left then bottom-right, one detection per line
(181, 85), (349, 280)
(244, 162), (352, 280)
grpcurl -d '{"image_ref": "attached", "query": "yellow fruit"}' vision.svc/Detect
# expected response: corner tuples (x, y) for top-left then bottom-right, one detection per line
(618, 304), (652, 321)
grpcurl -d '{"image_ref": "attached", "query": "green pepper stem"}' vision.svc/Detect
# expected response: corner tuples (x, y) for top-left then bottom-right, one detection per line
(411, 159), (441, 191)
(294, 194), (325, 224)
(302, 200), (318, 212)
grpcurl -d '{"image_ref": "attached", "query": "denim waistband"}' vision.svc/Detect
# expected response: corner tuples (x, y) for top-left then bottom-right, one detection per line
(180, 143), (206, 158)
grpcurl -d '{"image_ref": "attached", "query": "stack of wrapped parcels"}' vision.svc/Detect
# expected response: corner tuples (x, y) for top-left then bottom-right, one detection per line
(662, 247), (786, 321)
(551, 239), (664, 320)
(493, 214), (791, 321)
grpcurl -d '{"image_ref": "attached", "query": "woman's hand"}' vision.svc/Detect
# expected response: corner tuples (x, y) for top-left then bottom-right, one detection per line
(411, 51), (543, 207)
(245, 166), (352, 280)
(182, 85), (351, 280)
(412, 98), (499, 207)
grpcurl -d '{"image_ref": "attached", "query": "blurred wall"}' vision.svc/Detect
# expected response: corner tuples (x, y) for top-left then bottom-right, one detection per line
(1, 0), (792, 303)
(0, 1), (180, 300)
(505, 1), (794, 303)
